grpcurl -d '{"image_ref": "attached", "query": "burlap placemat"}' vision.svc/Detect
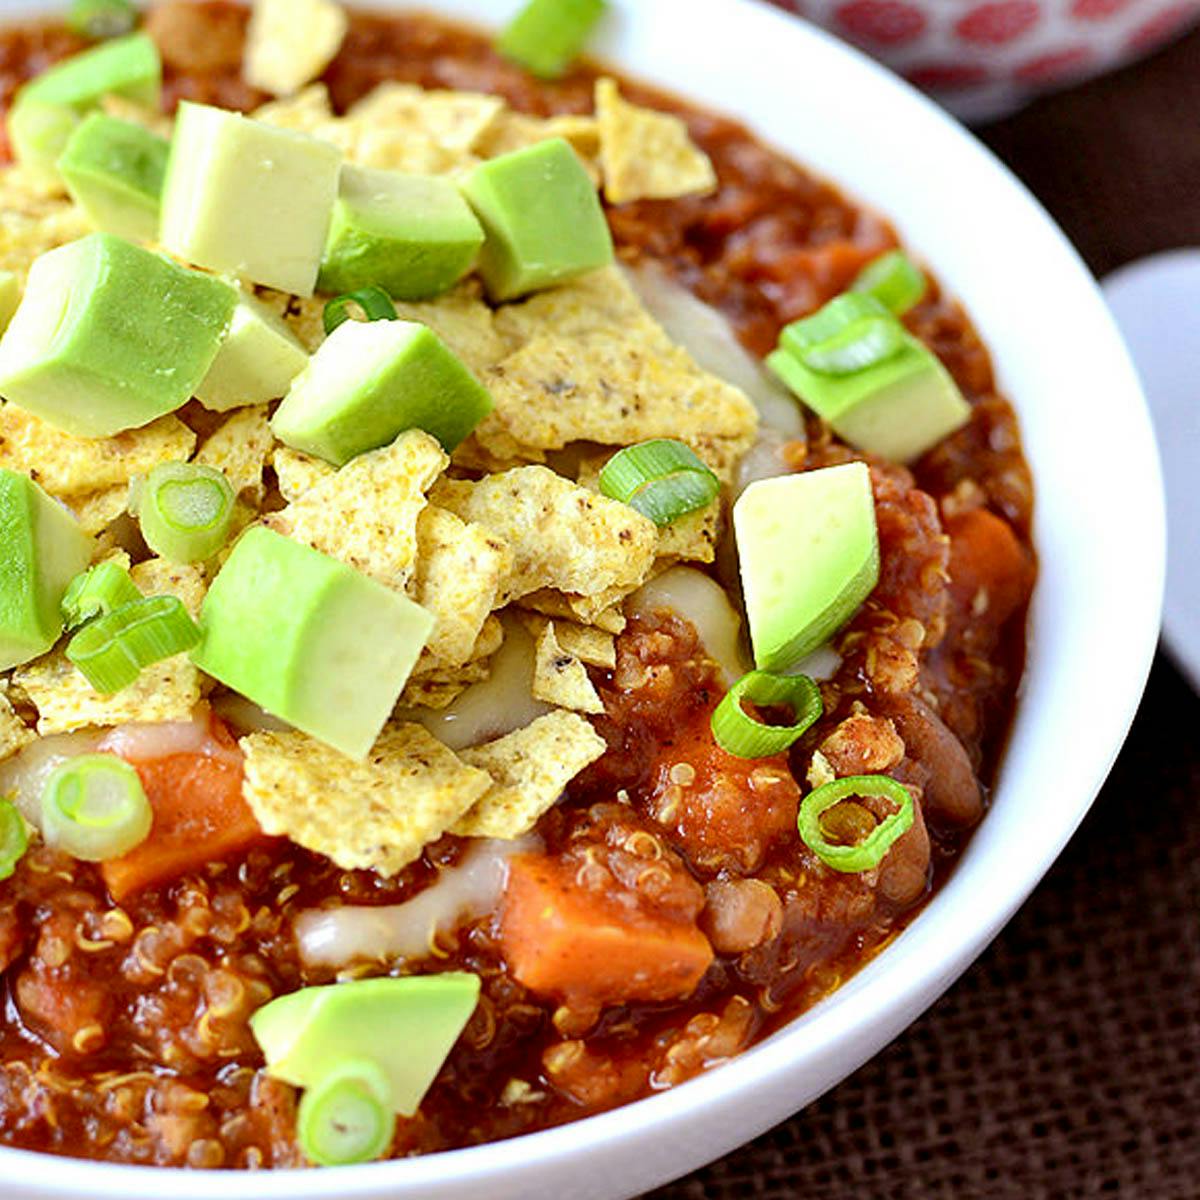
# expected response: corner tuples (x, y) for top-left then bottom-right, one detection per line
(650, 26), (1200, 1199)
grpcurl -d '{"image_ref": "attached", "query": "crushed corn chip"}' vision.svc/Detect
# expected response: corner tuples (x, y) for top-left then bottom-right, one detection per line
(266, 430), (447, 592)
(243, 0), (348, 96)
(347, 83), (504, 155)
(595, 77), (717, 205)
(257, 291), (327, 351)
(271, 444), (335, 502)
(452, 710), (607, 839)
(99, 95), (173, 137)
(63, 485), (130, 538)
(476, 111), (602, 184)
(253, 83), (335, 132)
(518, 588), (627, 634)
(519, 613), (615, 668)
(392, 282), (507, 376)
(0, 692), (34, 763)
(130, 558), (207, 618)
(0, 406), (196, 498)
(0, 167), (90, 280)
(240, 724), (492, 875)
(431, 465), (657, 606)
(410, 506), (512, 667)
(193, 406), (273, 504)
(531, 621), (604, 714)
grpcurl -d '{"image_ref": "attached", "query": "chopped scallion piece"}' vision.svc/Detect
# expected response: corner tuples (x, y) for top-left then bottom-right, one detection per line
(67, 0), (138, 40)
(40, 754), (152, 862)
(322, 286), (397, 335)
(496, 0), (607, 79)
(778, 293), (905, 377)
(297, 1058), (396, 1167)
(0, 798), (28, 881)
(136, 461), (234, 563)
(850, 249), (926, 316)
(710, 670), (822, 758)
(598, 439), (719, 526)
(66, 594), (201, 694)
(61, 561), (141, 630)
(797, 774), (914, 873)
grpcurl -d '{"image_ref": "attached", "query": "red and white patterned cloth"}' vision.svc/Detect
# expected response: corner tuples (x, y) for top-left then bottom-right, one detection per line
(767, 0), (1200, 119)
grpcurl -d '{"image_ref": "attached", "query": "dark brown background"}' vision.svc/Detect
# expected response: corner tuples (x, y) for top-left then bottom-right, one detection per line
(650, 28), (1200, 1200)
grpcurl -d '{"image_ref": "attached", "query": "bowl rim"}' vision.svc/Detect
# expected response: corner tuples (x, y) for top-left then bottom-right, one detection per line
(0, 0), (1165, 1195)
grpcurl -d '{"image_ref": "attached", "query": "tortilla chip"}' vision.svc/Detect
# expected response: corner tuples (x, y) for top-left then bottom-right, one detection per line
(477, 269), (757, 468)
(243, 0), (347, 96)
(266, 430), (447, 592)
(253, 83), (335, 132)
(0, 168), (91, 280)
(271, 444), (335, 502)
(99, 95), (173, 138)
(520, 613), (615, 668)
(531, 621), (604, 714)
(193, 406), (273, 504)
(257, 290), (327, 351)
(347, 83), (504, 155)
(392, 282), (507, 376)
(476, 111), (602, 184)
(595, 77), (717, 205)
(240, 724), (492, 875)
(0, 406), (197, 498)
(431, 465), (657, 606)
(130, 558), (207, 618)
(452, 710), (607, 838)
(518, 588), (627, 634)
(410, 506), (512, 667)
(399, 673), (479, 711)
(0, 692), (34, 763)
(63, 485), (130, 537)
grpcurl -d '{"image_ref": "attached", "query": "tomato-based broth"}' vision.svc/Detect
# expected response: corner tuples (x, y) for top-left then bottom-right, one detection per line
(0, 3), (1033, 1168)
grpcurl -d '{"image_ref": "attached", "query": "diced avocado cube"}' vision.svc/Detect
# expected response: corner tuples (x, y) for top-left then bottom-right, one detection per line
(160, 101), (341, 297)
(497, 0), (608, 80)
(56, 112), (169, 242)
(767, 328), (971, 464)
(251, 974), (480, 1116)
(734, 463), (879, 672)
(459, 137), (613, 301)
(0, 469), (93, 671)
(9, 33), (161, 183)
(196, 289), (309, 411)
(0, 272), (19, 334)
(193, 527), (433, 760)
(317, 166), (485, 300)
(0, 232), (235, 438)
(271, 318), (493, 466)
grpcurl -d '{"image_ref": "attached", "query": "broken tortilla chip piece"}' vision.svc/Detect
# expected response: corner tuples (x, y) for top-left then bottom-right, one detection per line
(243, 0), (347, 96)
(518, 588), (627, 634)
(63, 485), (130, 538)
(193, 405), (273, 505)
(347, 83), (505, 155)
(271, 444), (335, 502)
(392, 283), (507, 376)
(531, 621), (604, 715)
(519, 613), (615, 669)
(0, 692), (34, 763)
(266, 430), (447, 593)
(430, 465), (657, 607)
(0, 168), (91, 279)
(452, 710), (607, 839)
(475, 111), (602, 184)
(0, 407), (197, 498)
(595, 77), (717, 205)
(253, 83), (335, 132)
(240, 724), (492, 875)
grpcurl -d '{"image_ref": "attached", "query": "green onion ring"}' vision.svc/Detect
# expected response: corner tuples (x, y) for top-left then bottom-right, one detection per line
(598, 439), (720, 526)
(40, 754), (152, 862)
(61, 561), (142, 630)
(710, 670), (823, 759)
(0, 798), (28, 881)
(850, 249), (927, 316)
(323, 286), (398, 335)
(798, 774), (914, 873)
(778, 292), (906, 377)
(67, 0), (137, 39)
(297, 1058), (396, 1167)
(136, 461), (235, 564)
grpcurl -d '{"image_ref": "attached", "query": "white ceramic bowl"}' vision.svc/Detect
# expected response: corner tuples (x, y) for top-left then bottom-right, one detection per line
(0, 0), (1164, 1196)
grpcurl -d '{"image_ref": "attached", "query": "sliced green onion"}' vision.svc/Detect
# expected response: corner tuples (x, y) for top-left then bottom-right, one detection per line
(322, 286), (398, 335)
(40, 754), (152, 862)
(61, 561), (141, 630)
(497, 0), (607, 79)
(598, 439), (719, 526)
(137, 461), (235, 563)
(798, 774), (914, 873)
(66, 595), (201, 694)
(710, 670), (823, 759)
(850, 249), (927, 316)
(778, 293), (906, 378)
(297, 1058), (396, 1167)
(0, 798), (28, 881)
(67, 0), (138, 39)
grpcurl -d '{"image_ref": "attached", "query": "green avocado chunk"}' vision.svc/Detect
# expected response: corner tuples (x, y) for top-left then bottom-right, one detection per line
(733, 462), (879, 672)
(193, 527), (433, 760)
(250, 974), (481, 1117)
(497, 0), (608, 79)
(318, 166), (484, 300)
(160, 101), (341, 298)
(9, 34), (161, 184)
(196, 289), (309, 411)
(0, 233), (235, 438)
(271, 317), (493, 466)
(56, 112), (169, 242)
(459, 137), (613, 301)
(767, 297), (970, 464)
(0, 469), (93, 671)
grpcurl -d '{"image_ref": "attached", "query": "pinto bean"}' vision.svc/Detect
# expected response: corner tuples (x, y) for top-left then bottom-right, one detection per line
(701, 879), (784, 955)
(876, 798), (931, 908)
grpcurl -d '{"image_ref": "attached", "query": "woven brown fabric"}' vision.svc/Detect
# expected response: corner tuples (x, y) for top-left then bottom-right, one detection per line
(649, 28), (1200, 1199)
